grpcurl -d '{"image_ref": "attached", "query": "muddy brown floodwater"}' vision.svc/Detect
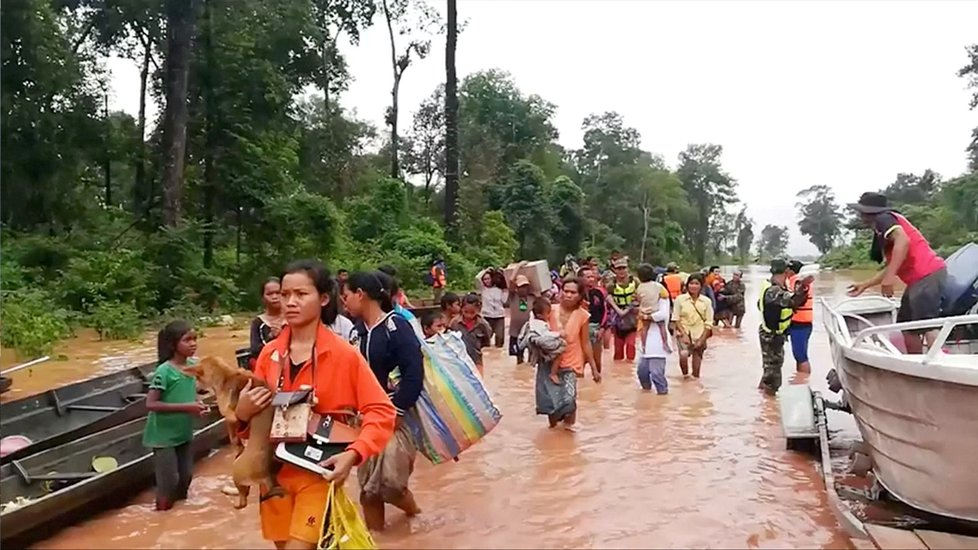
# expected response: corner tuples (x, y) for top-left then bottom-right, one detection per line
(16, 266), (878, 549)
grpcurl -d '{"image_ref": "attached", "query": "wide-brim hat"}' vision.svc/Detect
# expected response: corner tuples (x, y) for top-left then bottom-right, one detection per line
(848, 192), (890, 214)
(611, 258), (629, 269)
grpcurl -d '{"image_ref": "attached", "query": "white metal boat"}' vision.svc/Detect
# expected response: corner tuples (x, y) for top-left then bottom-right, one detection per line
(822, 296), (978, 523)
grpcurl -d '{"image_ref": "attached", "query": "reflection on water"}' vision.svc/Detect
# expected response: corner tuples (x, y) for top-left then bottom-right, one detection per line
(21, 268), (877, 549)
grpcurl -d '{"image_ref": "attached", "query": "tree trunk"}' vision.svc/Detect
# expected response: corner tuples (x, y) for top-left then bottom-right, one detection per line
(133, 36), (151, 216)
(160, 0), (195, 227)
(390, 75), (400, 179)
(640, 193), (650, 263)
(202, 0), (216, 268)
(443, 0), (460, 233)
(696, 200), (709, 265)
(382, 0), (400, 180)
(103, 91), (112, 206)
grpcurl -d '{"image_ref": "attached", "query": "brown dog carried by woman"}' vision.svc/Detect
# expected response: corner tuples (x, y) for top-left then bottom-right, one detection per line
(190, 356), (285, 508)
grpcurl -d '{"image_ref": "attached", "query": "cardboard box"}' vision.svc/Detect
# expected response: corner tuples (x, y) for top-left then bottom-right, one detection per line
(503, 260), (550, 295)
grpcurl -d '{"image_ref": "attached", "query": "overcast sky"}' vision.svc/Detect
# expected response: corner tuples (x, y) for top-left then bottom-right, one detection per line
(107, 0), (978, 256)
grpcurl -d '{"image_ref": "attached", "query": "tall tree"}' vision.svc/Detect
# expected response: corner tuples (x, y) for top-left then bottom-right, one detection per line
(380, 0), (438, 179)
(881, 170), (942, 205)
(733, 207), (754, 264)
(499, 160), (554, 258)
(404, 87), (445, 205)
(796, 184), (843, 255)
(958, 44), (978, 172)
(443, 0), (459, 232)
(676, 143), (737, 265)
(312, 0), (376, 112)
(159, 0), (196, 226)
(757, 224), (789, 260)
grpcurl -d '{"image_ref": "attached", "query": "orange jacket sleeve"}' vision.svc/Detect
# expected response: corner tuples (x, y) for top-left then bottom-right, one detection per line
(345, 353), (397, 464)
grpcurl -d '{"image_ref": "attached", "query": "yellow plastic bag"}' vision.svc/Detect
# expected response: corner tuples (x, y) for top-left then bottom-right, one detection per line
(317, 482), (377, 550)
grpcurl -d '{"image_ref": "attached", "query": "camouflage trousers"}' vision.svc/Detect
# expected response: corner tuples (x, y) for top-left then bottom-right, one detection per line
(758, 328), (785, 394)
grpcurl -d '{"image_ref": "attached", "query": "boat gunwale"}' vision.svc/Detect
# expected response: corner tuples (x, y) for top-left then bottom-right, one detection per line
(820, 298), (978, 386)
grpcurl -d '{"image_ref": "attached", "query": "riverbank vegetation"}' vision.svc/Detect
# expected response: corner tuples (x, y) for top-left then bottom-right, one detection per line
(802, 45), (978, 270)
(2, 0), (757, 358)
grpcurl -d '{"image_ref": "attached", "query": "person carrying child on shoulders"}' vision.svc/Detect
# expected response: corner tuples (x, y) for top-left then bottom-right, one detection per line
(635, 263), (671, 355)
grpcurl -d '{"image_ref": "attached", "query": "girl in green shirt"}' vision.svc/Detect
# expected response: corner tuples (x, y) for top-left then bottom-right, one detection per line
(144, 320), (208, 511)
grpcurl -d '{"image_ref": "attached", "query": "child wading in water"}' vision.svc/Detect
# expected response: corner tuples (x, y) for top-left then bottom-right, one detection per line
(518, 298), (567, 384)
(636, 264), (671, 354)
(144, 320), (209, 511)
(449, 293), (492, 373)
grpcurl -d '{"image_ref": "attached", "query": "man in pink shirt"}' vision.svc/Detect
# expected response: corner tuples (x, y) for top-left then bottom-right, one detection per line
(847, 192), (947, 353)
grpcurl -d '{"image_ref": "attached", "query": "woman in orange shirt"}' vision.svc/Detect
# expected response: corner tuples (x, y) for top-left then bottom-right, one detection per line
(235, 259), (396, 550)
(537, 278), (601, 431)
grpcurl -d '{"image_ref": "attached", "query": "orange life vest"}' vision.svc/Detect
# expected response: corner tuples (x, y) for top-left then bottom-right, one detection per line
(430, 265), (446, 288)
(786, 275), (814, 324)
(663, 273), (683, 300)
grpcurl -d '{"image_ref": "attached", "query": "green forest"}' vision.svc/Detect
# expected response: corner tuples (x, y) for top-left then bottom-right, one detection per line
(0, 0), (752, 357)
(1, 0), (975, 359)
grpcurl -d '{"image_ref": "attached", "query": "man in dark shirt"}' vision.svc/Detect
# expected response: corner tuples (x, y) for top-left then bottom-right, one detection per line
(584, 268), (607, 374)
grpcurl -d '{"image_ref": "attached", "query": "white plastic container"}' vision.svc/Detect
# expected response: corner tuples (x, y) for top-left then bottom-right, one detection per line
(504, 260), (550, 295)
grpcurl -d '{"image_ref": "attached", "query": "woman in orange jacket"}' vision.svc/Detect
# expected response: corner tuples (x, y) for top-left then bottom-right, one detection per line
(235, 259), (396, 550)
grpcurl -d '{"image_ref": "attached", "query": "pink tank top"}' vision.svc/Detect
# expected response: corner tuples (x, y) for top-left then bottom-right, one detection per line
(886, 214), (945, 285)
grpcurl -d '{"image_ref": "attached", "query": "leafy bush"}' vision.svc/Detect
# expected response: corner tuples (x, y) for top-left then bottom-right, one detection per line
(0, 289), (72, 358)
(87, 301), (143, 341)
(59, 248), (156, 313)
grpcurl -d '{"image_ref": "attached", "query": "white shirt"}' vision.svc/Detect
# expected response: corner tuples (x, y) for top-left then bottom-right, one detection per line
(330, 314), (356, 343)
(480, 287), (508, 319)
(640, 296), (672, 359)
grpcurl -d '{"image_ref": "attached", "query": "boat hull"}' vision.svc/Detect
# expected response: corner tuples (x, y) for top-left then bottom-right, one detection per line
(828, 338), (978, 523)
(0, 412), (227, 544)
(0, 364), (156, 464)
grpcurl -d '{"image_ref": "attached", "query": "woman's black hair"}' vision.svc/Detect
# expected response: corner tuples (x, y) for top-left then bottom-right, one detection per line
(158, 319), (192, 363)
(637, 263), (655, 283)
(377, 264), (402, 297)
(440, 292), (460, 311)
(346, 270), (395, 313)
(686, 273), (705, 288)
(260, 276), (280, 296)
(281, 259), (336, 325)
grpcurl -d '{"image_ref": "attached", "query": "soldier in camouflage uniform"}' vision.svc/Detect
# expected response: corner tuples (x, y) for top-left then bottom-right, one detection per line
(758, 259), (812, 395)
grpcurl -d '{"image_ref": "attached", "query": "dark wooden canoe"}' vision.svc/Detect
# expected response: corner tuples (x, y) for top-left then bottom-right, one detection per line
(0, 409), (227, 546)
(0, 363), (157, 464)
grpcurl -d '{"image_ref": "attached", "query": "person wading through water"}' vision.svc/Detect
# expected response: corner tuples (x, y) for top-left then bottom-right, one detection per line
(846, 191), (947, 353)
(785, 260), (814, 373)
(249, 278), (285, 367)
(722, 270), (747, 329)
(608, 257), (640, 362)
(758, 259), (813, 395)
(537, 278), (601, 431)
(344, 270), (425, 531)
(671, 273), (714, 378)
(235, 260), (396, 549)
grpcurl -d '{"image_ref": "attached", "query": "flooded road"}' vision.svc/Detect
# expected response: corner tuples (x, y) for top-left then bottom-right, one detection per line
(18, 266), (873, 549)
